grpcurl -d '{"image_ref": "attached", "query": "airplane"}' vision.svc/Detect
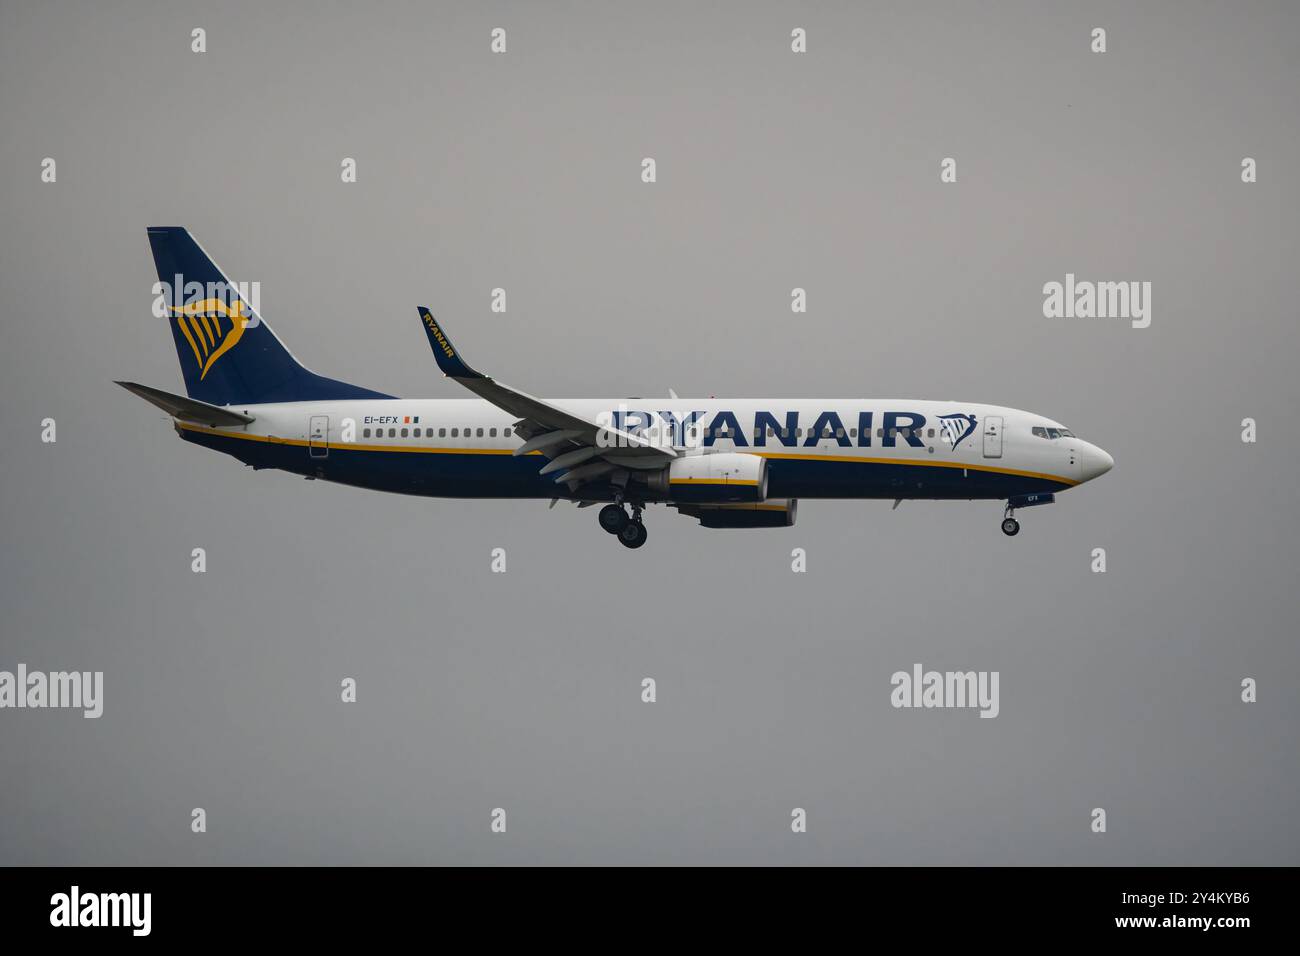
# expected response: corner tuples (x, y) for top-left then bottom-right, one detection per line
(120, 227), (1113, 549)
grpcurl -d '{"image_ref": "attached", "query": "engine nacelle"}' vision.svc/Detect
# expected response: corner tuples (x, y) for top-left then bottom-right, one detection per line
(679, 499), (797, 528)
(649, 452), (769, 503)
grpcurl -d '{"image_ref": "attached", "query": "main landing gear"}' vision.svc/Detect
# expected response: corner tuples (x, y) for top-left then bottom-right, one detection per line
(599, 502), (647, 549)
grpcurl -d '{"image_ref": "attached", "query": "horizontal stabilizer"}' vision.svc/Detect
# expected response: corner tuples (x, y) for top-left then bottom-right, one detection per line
(116, 381), (255, 427)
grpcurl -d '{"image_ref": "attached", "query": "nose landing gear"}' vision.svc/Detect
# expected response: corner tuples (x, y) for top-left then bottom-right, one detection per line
(1000, 493), (1055, 536)
(598, 501), (648, 548)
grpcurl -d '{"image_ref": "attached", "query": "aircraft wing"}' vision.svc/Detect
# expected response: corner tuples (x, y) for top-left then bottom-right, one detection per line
(415, 308), (675, 488)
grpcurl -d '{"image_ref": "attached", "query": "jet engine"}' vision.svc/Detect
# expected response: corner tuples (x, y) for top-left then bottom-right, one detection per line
(646, 452), (768, 503)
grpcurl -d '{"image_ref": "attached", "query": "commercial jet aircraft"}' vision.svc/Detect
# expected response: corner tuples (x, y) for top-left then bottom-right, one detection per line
(120, 228), (1113, 549)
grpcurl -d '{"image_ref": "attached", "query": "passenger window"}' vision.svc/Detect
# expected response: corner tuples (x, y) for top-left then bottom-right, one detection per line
(451, 428), (458, 437)
(477, 428), (484, 437)
(490, 427), (497, 437)
(401, 427), (408, 437)
(439, 428), (446, 437)
(781, 428), (789, 438)
(877, 428), (884, 438)
(503, 427), (511, 437)
(850, 428), (857, 438)
(388, 428), (396, 438)
(889, 428), (897, 437)
(835, 428), (845, 438)
(363, 427), (371, 438)
(928, 428), (935, 438)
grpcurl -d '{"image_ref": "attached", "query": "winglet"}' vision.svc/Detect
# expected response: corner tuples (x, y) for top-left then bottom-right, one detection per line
(417, 308), (485, 379)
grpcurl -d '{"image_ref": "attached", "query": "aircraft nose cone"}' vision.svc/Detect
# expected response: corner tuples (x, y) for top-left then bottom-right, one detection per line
(1080, 443), (1114, 481)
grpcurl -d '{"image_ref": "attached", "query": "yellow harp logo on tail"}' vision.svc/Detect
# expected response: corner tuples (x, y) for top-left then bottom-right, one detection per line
(170, 299), (252, 380)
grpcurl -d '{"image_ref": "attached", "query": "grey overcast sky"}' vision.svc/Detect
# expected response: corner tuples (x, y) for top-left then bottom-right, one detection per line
(1, 1), (1297, 864)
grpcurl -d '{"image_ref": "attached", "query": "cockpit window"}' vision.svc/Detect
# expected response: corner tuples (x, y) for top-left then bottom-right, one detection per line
(1033, 426), (1076, 439)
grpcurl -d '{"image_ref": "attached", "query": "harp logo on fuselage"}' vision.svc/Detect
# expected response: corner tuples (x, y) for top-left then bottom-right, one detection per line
(937, 413), (979, 450)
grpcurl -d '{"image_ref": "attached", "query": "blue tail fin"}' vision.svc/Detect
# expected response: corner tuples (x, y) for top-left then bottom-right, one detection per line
(147, 227), (392, 405)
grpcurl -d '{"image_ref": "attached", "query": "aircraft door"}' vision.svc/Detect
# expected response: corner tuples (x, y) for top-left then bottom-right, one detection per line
(982, 416), (1003, 458)
(309, 415), (329, 458)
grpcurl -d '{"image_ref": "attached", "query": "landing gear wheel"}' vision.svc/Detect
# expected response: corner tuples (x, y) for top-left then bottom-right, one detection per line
(599, 504), (629, 534)
(1001, 518), (1020, 537)
(618, 520), (648, 549)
